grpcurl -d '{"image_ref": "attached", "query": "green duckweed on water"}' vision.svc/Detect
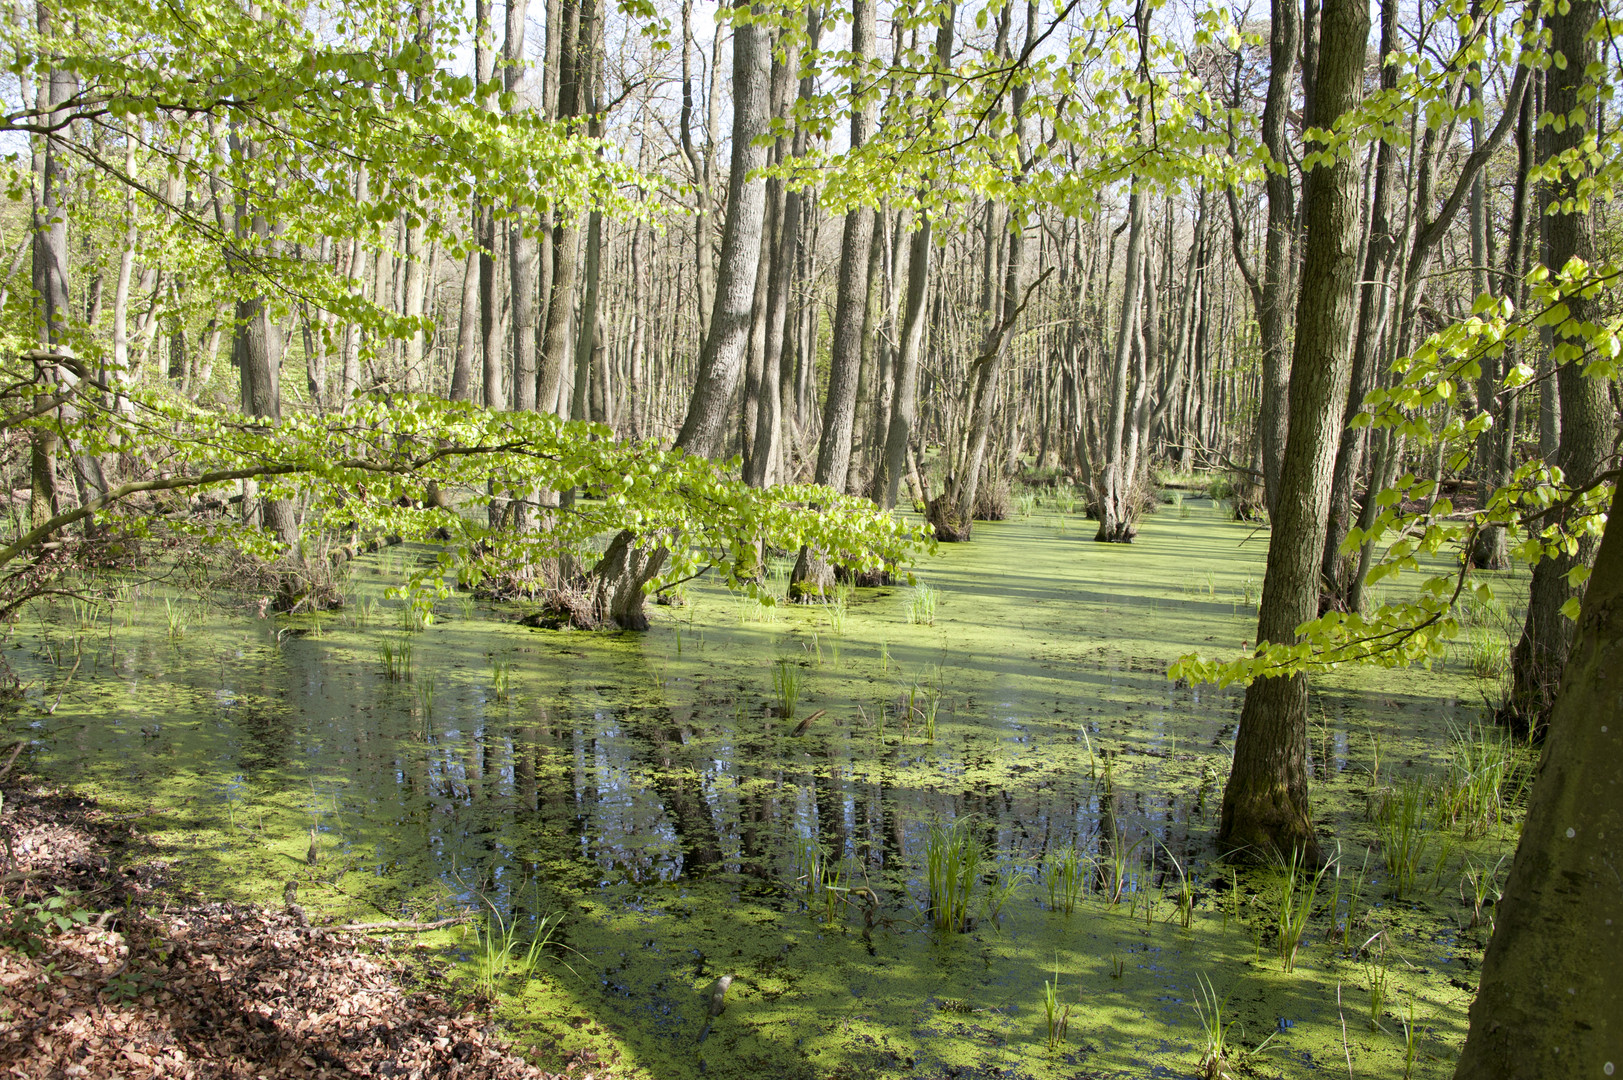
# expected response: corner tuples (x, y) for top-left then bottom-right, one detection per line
(7, 498), (1531, 1079)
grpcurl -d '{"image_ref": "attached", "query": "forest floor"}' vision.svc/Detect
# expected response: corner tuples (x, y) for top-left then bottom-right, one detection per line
(0, 776), (617, 1080)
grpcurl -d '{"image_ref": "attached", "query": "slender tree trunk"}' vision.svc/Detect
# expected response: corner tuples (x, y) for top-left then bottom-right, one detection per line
(1094, 182), (1147, 542)
(1506, 0), (1614, 735)
(1218, 0), (1368, 861)
(1471, 86), (1534, 571)
(671, 2), (772, 458)
(790, 0), (878, 594)
(475, 0), (505, 412)
(679, 0), (715, 345)
(1255, 0), (1300, 516)
(1321, 0), (1398, 601)
(450, 246), (479, 401)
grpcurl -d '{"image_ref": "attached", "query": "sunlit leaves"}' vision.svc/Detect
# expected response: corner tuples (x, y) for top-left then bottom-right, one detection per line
(29, 381), (932, 609)
(1173, 252), (1620, 689)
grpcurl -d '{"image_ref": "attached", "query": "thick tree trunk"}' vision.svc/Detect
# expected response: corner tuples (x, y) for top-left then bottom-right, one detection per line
(1218, 0), (1368, 862)
(588, 0), (770, 629)
(1453, 482), (1623, 1076)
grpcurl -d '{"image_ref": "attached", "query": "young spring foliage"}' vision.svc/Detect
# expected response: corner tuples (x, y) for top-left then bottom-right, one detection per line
(1171, 256), (1619, 688)
(27, 382), (930, 609)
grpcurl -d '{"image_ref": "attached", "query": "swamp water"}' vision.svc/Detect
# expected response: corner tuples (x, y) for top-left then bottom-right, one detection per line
(8, 499), (1527, 1079)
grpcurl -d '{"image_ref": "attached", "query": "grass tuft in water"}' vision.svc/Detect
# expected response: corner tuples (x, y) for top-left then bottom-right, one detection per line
(378, 636), (414, 682)
(1460, 854), (1506, 930)
(1434, 719), (1528, 836)
(1157, 839), (1195, 929)
(1191, 972), (1276, 1080)
(1041, 954), (1072, 1051)
(924, 817), (980, 934)
(1400, 996), (1422, 1079)
(772, 659), (800, 722)
(1272, 845), (1328, 972)
(1042, 843), (1086, 915)
(984, 864), (1026, 922)
(163, 598), (187, 641)
(1375, 777), (1429, 899)
(1364, 936), (1391, 1031)
(824, 587), (850, 634)
(488, 655), (511, 701)
(908, 584), (938, 626)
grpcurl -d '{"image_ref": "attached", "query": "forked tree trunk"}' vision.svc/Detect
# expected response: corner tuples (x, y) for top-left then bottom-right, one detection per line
(591, 0), (770, 628)
(1217, 0), (1368, 862)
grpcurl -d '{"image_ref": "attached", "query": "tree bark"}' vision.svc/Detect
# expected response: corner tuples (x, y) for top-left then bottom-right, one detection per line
(1452, 481), (1623, 1076)
(1506, 0), (1613, 736)
(591, 0), (771, 630)
(1320, 0), (1398, 600)
(1218, 0), (1368, 862)
(790, 0), (878, 594)
(1094, 182), (1147, 542)
(1241, 0), (1299, 517)
(671, 3), (773, 457)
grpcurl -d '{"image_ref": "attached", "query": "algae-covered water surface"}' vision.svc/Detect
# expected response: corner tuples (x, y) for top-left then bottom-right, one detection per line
(8, 499), (1527, 1079)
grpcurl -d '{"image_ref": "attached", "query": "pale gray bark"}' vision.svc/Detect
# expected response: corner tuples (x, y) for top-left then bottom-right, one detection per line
(671, 2), (772, 457)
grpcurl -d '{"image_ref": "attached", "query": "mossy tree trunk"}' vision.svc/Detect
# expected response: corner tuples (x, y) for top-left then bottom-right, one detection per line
(1217, 0), (1368, 862)
(1453, 481), (1623, 1076)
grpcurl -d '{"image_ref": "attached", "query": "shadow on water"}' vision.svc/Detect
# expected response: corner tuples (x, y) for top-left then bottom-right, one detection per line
(7, 500), (1517, 1079)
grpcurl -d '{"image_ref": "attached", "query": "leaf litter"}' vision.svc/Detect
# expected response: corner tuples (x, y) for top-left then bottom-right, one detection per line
(0, 780), (609, 1080)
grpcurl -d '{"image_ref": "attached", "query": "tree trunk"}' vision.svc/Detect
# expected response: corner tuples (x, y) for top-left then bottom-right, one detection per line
(1452, 481), (1623, 1076)
(1471, 85), (1534, 572)
(475, 0), (505, 412)
(591, 0), (771, 629)
(670, 2), (773, 457)
(450, 246), (479, 401)
(1320, 0), (1398, 601)
(1251, 0), (1300, 516)
(1217, 0), (1368, 862)
(881, 207), (936, 510)
(791, 0), (878, 595)
(1094, 182), (1147, 543)
(1505, 0), (1614, 736)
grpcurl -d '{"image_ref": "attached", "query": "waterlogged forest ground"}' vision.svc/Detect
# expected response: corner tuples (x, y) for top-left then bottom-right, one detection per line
(5, 495), (1532, 1079)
